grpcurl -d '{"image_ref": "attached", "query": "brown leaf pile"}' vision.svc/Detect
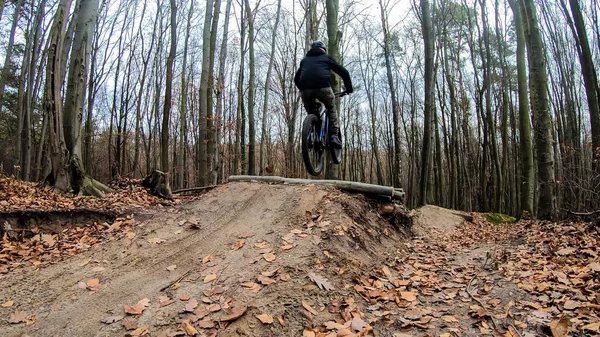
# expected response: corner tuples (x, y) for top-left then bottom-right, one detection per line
(0, 176), (176, 213)
(501, 221), (600, 334)
(0, 216), (138, 273)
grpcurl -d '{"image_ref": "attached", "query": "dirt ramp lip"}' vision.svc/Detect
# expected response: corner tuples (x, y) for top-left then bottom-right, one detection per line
(0, 181), (410, 337)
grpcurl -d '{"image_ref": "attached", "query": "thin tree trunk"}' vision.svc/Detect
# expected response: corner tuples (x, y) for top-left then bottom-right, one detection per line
(379, 0), (402, 187)
(564, 0), (600, 171)
(207, 0), (222, 182)
(260, 0), (282, 175)
(215, 0), (233, 184)
(0, 0), (23, 116)
(420, 0), (435, 205)
(178, 1), (194, 189)
(198, 0), (214, 185)
(509, 0), (533, 217)
(520, 0), (556, 219)
(245, 0), (256, 176)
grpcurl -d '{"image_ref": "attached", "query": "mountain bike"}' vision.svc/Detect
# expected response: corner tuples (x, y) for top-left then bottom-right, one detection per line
(301, 92), (347, 176)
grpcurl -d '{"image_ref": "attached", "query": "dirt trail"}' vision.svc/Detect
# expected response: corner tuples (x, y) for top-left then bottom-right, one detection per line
(0, 182), (407, 337)
(1, 183), (596, 337)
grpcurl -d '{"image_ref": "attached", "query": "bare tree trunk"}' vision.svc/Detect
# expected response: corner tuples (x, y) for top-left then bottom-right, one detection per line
(325, 0), (341, 180)
(178, 1), (194, 189)
(520, 0), (556, 219)
(0, 0), (23, 116)
(563, 0), (600, 171)
(260, 0), (282, 175)
(45, 0), (73, 191)
(207, 0), (222, 182)
(198, 0), (214, 185)
(133, 0), (157, 177)
(215, 0), (233, 184)
(160, 0), (177, 177)
(379, 0), (402, 187)
(420, 0), (434, 205)
(245, 0), (256, 176)
(63, 0), (111, 196)
(508, 0), (534, 217)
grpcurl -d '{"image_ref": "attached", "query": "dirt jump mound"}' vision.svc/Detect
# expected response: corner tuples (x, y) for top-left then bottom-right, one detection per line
(0, 181), (411, 337)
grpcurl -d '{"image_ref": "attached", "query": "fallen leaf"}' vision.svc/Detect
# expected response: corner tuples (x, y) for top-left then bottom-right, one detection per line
(255, 313), (274, 324)
(308, 273), (334, 290)
(556, 247), (576, 255)
(86, 279), (100, 289)
(548, 317), (570, 337)
(582, 322), (600, 332)
(303, 330), (316, 337)
(197, 317), (214, 328)
(91, 266), (105, 272)
(233, 239), (245, 250)
(2, 300), (14, 307)
(350, 317), (369, 332)
(563, 300), (580, 310)
(515, 320), (527, 329)
(124, 304), (144, 315)
(147, 238), (166, 244)
(278, 316), (285, 326)
(9, 311), (30, 324)
(102, 315), (124, 324)
(166, 264), (177, 271)
(122, 318), (138, 330)
(588, 262), (600, 272)
(179, 319), (198, 336)
(400, 291), (417, 301)
(257, 275), (277, 285)
(204, 273), (217, 283)
(220, 305), (247, 321)
(207, 303), (221, 312)
(280, 273), (291, 281)
(185, 298), (199, 312)
(158, 296), (175, 307)
(302, 301), (318, 316)
(131, 326), (150, 336)
(442, 315), (459, 323)
(202, 255), (215, 264)
(263, 253), (276, 262)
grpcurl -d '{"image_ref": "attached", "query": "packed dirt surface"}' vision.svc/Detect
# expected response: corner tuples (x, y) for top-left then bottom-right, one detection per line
(411, 205), (467, 236)
(1, 182), (598, 337)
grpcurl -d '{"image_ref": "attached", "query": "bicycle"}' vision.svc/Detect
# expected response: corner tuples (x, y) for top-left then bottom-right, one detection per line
(301, 91), (347, 176)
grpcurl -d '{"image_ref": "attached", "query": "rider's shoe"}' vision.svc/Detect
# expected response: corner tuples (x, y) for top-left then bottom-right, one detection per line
(330, 135), (343, 149)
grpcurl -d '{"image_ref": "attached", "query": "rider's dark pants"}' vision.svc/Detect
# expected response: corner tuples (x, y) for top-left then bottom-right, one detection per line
(300, 87), (339, 134)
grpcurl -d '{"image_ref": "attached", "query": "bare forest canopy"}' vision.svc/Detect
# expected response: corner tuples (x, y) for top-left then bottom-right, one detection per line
(0, 0), (599, 219)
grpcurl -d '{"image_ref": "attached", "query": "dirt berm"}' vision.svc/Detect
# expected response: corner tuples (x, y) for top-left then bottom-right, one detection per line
(0, 181), (456, 337)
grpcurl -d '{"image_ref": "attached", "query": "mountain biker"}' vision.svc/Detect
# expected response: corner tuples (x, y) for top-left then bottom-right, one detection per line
(294, 40), (353, 149)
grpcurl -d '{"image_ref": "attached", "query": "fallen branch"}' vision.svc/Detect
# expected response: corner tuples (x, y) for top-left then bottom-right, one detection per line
(567, 209), (600, 216)
(172, 185), (217, 194)
(228, 175), (405, 201)
(160, 269), (192, 292)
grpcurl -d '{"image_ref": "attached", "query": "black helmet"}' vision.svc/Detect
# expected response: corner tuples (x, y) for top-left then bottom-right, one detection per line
(311, 40), (326, 51)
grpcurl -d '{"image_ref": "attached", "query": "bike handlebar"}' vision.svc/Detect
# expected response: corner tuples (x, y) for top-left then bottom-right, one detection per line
(335, 91), (349, 97)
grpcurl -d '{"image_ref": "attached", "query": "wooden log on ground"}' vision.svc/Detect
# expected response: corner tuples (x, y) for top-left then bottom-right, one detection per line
(228, 175), (405, 201)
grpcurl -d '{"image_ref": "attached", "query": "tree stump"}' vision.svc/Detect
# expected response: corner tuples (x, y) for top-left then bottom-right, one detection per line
(142, 170), (173, 200)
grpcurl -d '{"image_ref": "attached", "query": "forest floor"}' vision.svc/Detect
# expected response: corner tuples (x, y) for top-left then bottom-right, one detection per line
(0, 177), (599, 337)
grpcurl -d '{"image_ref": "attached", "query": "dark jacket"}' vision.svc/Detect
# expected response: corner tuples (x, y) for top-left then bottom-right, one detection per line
(294, 47), (353, 92)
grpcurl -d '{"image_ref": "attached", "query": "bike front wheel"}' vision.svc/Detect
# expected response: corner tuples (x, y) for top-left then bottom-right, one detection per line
(302, 114), (324, 176)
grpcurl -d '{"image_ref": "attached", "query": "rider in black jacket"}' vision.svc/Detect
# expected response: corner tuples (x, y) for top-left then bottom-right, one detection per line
(294, 41), (353, 149)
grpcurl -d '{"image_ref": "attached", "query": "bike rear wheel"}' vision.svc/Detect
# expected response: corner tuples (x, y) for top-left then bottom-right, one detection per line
(329, 129), (343, 164)
(302, 114), (324, 176)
